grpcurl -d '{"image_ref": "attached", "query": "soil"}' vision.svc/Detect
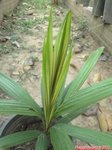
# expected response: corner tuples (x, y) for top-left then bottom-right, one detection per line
(0, 0), (112, 148)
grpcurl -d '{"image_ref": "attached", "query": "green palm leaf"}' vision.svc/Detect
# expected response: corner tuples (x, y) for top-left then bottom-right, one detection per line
(42, 9), (53, 125)
(51, 11), (72, 104)
(0, 73), (42, 117)
(58, 108), (88, 124)
(42, 10), (53, 104)
(0, 130), (41, 149)
(56, 77), (112, 117)
(53, 11), (72, 80)
(58, 108), (87, 123)
(42, 10), (73, 127)
(0, 99), (38, 116)
(50, 126), (74, 150)
(35, 134), (48, 150)
(49, 45), (73, 121)
(63, 47), (104, 102)
(56, 123), (112, 146)
(51, 44), (73, 105)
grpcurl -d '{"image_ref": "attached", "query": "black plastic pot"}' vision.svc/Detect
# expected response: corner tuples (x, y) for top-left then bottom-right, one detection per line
(0, 115), (42, 150)
(0, 116), (75, 149)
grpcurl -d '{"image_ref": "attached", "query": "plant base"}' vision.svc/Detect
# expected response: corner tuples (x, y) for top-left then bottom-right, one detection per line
(0, 115), (44, 150)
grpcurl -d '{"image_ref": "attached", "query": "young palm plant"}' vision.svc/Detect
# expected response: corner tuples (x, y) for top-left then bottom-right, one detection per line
(0, 10), (112, 149)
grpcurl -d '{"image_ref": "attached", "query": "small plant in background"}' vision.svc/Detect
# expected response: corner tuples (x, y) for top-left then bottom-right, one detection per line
(77, 16), (88, 30)
(0, 10), (112, 149)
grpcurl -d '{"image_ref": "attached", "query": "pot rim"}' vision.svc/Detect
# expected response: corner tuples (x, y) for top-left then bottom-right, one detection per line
(0, 115), (40, 136)
(0, 115), (17, 136)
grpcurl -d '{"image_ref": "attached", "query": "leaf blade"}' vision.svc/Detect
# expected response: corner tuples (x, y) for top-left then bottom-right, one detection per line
(0, 73), (42, 117)
(50, 126), (74, 150)
(64, 47), (104, 101)
(56, 123), (112, 146)
(0, 130), (41, 149)
(42, 9), (53, 126)
(35, 133), (48, 150)
(0, 99), (38, 116)
(51, 43), (73, 105)
(56, 77), (112, 117)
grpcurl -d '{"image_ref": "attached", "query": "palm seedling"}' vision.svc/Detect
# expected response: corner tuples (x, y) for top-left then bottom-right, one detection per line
(0, 10), (112, 150)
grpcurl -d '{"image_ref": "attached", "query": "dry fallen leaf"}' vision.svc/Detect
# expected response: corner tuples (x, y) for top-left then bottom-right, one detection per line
(11, 41), (20, 48)
(93, 73), (102, 83)
(23, 66), (31, 72)
(70, 63), (79, 71)
(87, 73), (102, 86)
(81, 54), (89, 61)
(97, 108), (108, 132)
(97, 103), (112, 132)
